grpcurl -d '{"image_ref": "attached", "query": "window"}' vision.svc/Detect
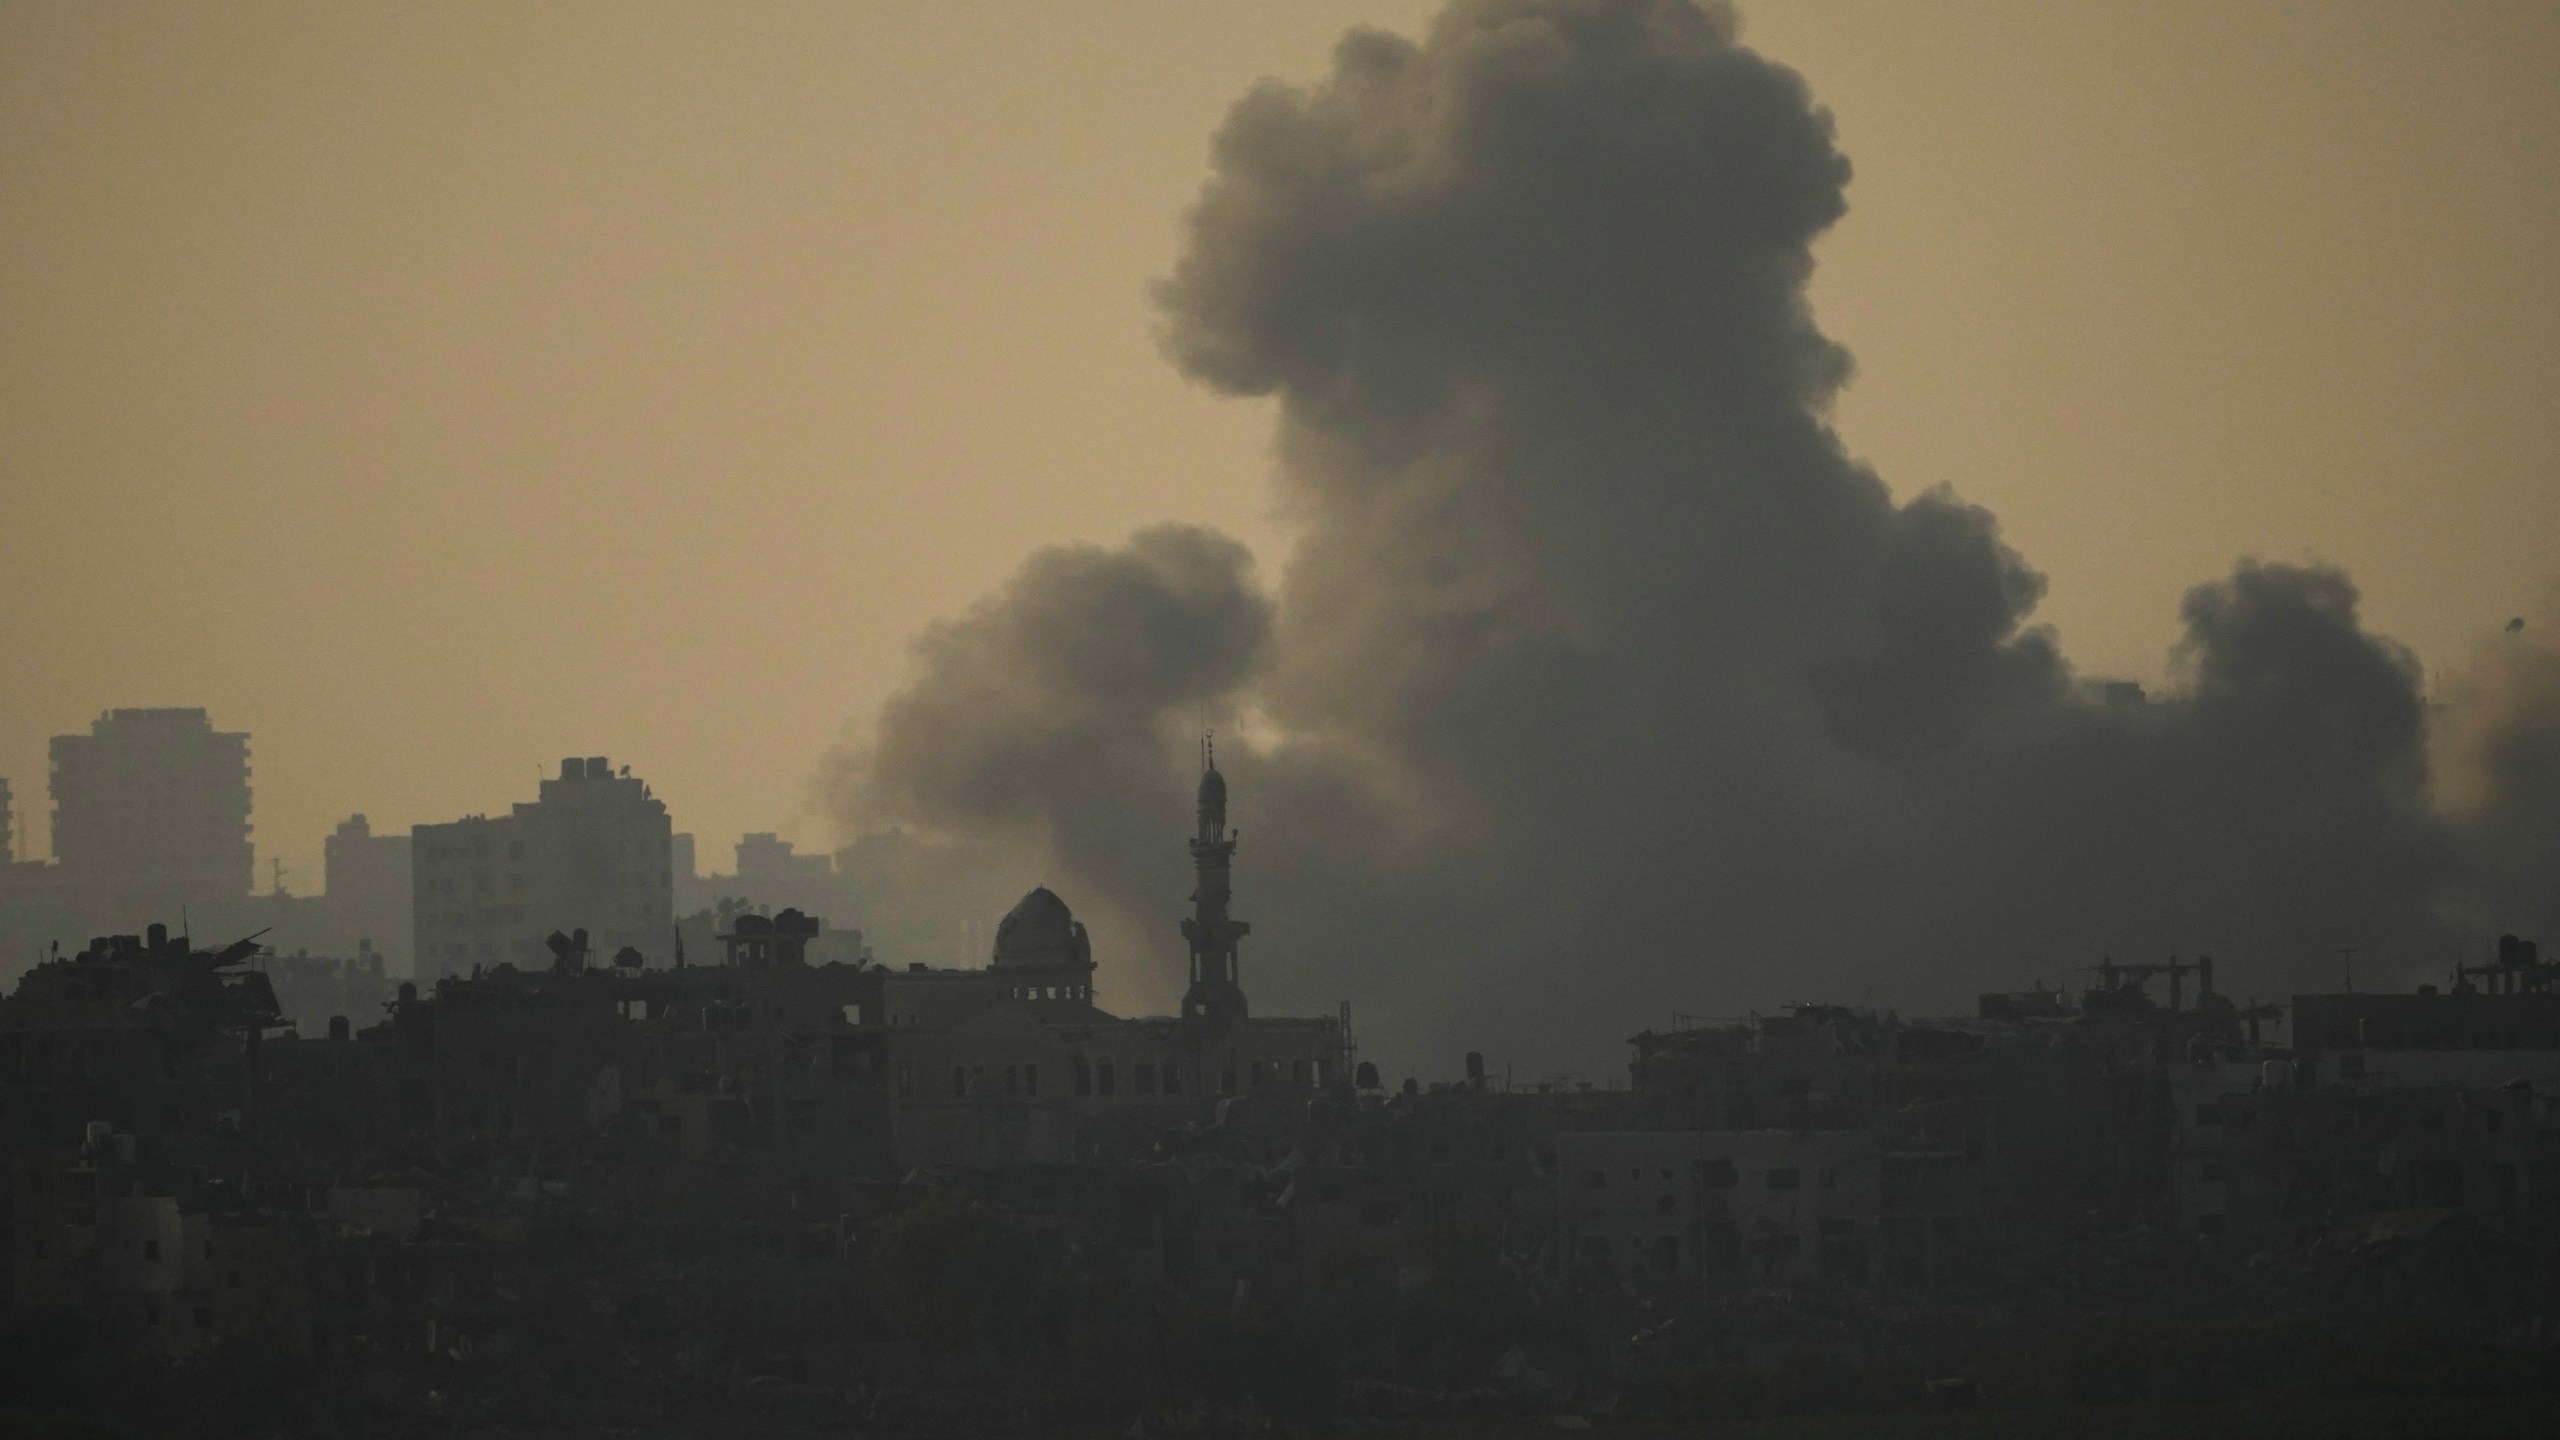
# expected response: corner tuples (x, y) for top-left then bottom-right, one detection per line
(1817, 1166), (1837, 1191)
(1292, 1059), (1308, 1085)
(143, 1240), (160, 1262)
(1073, 1056), (1092, 1096)
(2485, 1110), (2504, 1133)
(1250, 1060), (1267, 1087)
(1134, 1062), (1155, 1096)
(896, 1064), (914, 1100)
(952, 1066), (968, 1098)
(1004, 1065), (1020, 1097)
(1024, 1065), (1038, 1097)
(1765, 1168), (1801, 1192)
(1097, 1061), (1116, 1097)
(1162, 1062), (1182, 1095)
(2195, 1103), (2221, 1126)
(1656, 1194), (1676, 1213)
(194, 1307), (212, 1329)
(1582, 1169), (1609, 1191)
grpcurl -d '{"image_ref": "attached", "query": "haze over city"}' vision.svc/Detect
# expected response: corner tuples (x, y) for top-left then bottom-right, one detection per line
(7, 5), (2557, 1028)
(10, 4), (2560, 1435)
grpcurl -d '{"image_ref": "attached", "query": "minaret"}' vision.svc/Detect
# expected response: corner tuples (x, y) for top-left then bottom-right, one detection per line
(1180, 735), (1250, 1029)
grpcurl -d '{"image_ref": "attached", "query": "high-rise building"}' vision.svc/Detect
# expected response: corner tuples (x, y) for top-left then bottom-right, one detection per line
(411, 757), (674, 982)
(0, 775), (14, 864)
(322, 814), (412, 965)
(48, 708), (253, 914)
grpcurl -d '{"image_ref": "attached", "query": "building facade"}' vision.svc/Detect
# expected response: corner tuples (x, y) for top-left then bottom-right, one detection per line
(411, 756), (675, 981)
(317, 813), (412, 967)
(48, 708), (253, 915)
(878, 756), (1343, 1169)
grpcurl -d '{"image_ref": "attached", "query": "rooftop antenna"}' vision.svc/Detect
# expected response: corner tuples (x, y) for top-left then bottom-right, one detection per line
(2339, 947), (2357, 993)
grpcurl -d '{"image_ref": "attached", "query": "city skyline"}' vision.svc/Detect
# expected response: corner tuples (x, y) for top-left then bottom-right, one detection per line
(8, 6), (2560, 1427)
(6, 1), (2557, 908)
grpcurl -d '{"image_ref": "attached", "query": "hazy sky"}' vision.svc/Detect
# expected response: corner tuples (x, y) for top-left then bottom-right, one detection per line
(3, 1), (2555, 897)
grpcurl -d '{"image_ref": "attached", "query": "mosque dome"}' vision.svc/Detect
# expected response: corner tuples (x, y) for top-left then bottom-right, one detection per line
(991, 886), (1089, 969)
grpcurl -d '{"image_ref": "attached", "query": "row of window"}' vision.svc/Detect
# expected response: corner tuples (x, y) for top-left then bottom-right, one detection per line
(894, 1055), (1331, 1100)
(1006, 984), (1089, 1002)
(2198, 1098), (2508, 1135)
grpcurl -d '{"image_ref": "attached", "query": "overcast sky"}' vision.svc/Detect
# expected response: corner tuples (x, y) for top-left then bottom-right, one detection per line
(3, 0), (2555, 895)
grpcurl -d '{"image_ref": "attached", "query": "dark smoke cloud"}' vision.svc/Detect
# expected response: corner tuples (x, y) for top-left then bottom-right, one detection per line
(821, 525), (1272, 982)
(2434, 597), (2560, 952)
(825, 0), (2516, 1071)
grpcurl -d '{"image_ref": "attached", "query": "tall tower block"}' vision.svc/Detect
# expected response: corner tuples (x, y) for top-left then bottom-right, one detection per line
(1180, 738), (1250, 1028)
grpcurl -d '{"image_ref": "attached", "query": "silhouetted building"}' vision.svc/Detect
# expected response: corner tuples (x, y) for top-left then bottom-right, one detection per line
(48, 708), (253, 914)
(411, 756), (674, 980)
(320, 813), (410, 966)
(259, 941), (397, 1036)
(674, 828), (863, 921)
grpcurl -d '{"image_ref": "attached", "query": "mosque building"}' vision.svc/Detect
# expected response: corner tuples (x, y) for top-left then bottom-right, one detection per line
(875, 748), (1345, 1168)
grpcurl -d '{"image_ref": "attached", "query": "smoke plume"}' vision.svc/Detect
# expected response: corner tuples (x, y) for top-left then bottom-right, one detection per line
(824, 0), (2530, 1071)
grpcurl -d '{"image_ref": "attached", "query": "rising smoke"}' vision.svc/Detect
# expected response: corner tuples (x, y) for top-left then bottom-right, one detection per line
(822, 0), (2552, 1073)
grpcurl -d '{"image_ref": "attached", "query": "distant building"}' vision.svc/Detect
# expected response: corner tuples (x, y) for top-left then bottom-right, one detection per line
(736, 831), (833, 900)
(1557, 1129), (1882, 1288)
(674, 829), (859, 920)
(879, 756), (1342, 1169)
(48, 708), (253, 915)
(1, 774), (14, 863)
(411, 756), (675, 981)
(320, 814), (411, 965)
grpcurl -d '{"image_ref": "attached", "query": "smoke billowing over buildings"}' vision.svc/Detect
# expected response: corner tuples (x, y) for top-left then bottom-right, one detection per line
(821, 0), (2560, 1073)
(11, 2), (2560, 1433)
